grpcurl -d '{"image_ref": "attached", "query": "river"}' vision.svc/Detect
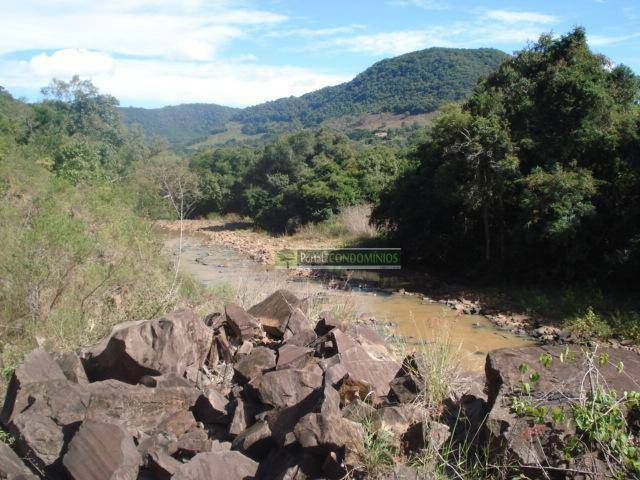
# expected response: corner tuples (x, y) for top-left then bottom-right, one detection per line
(164, 235), (533, 370)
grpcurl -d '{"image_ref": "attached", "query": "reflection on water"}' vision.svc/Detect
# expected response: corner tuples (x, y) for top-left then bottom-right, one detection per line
(164, 235), (534, 371)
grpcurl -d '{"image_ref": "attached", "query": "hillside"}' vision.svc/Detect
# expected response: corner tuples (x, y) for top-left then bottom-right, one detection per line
(236, 47), (507, 132)
(120, 47), (507, 147)
(119, 103), (239, 148)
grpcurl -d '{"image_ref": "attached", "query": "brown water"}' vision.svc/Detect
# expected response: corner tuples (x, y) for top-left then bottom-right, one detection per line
(164, 236), (534, 370)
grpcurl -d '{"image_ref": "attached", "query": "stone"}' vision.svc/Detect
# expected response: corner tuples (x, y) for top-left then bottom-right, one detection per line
(172, 451), (258, 480)
(284, 329), (317, 348)
(484, 346), (640, 469)
(54, 351), (89, 384)
(389, 374), (420, 404)
(331, 328), (400, 401)
(258, 369), (323, 409)
(276, 344), (314, 370)
(63, 420), (140, 480)
(341, 399), (376, 423)
(229, 393), (257, 437)
(294, 411), (364, 456)
(285, 308), (310, 337)
(155, 410), (196, 438)
(194, 388), (229, 424)
(402, 421), (450, 452)
(177, 428), (212, 456)
(225, 303), (261, 341)
(248, 290), (303, 338)
(234, 347), (276, 384)
(80, 309), (212, 384)
(148, 450), (182, 480)
(1, 348), (67, 424)
(231, 420), (275, 460)
(12, 411), (65, 471)
(138, 373), (193, 389)
(314, 312), (344, 336)
(0, 440), (37, 479)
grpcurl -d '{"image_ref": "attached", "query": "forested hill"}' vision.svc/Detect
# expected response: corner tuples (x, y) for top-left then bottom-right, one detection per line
(119, 47), (507, 147)
(119, 103), (239, 148)
(236, 47), (507, 131)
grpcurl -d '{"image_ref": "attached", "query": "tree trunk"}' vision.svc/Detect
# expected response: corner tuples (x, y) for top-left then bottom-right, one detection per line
(483, 202), (491, 263)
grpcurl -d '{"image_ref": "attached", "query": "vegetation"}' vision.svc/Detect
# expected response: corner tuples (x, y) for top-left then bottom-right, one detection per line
(119, 103), (239, 150)
(119, 47), (506, 148)
(373, 28), (640, 286)
(0, 79), (210, 371)
(192, 129), (406, 232)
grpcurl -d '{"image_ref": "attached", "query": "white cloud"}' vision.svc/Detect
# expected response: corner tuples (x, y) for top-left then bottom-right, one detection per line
(0, 2), (286, 60)
(29, 49), (116, 77)
(486, 10), (558, 24)
(589, 33), (640, 46)
(268, 25), (367, 38)
(387, 0), (448, 10)
(1, 53), (351, 107)
(327, 30), (453, 56)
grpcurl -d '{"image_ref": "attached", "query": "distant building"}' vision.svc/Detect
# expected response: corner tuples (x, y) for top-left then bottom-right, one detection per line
(374, 131), (388, 138)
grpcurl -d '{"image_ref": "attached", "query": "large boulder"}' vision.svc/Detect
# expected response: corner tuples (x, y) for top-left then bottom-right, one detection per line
(172, 451), (258, 480)
(484, 345), (640, 472)
(234, 347), (276, 384)
(330, 328), (400, 401)
(248, 290), (305, 338)
(225, 303), (261, 341)
(1, 348), (68, 425)
(258, 369), (323, 409)
(80, 309), (212, 384)
(62, 420), (140, 480)
(0, 440), (37, 479)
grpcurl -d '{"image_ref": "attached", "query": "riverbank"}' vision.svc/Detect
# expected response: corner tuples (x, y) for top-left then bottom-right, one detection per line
(157, 218), (640, 351)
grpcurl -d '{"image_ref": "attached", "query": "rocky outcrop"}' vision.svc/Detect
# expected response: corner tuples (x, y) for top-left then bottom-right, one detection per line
(6, 289), (632, 479)
(80, 309), (212, 383)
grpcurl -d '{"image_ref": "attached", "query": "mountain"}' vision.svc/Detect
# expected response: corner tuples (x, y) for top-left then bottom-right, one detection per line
(120, 47), (507, 147)
(120, 103), (239, 148)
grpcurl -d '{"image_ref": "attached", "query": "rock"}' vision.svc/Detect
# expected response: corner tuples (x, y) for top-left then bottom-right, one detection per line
(258, 369), (323, 409)
(389, 374), (420, 404)
(172, 451), (258, 480)
(12, 410), (66, 471)
(229, 392), (257, 437)
(1, 348), (67, 424)
(314, 312), (344, 336)
(234, 347), (276, 384)
(248, 290), (303, 338)
(390, 464), (420, 480)
(155, 410), (196, 438)
(285, 308), (310, 337)
(341, 399), (376, 423)
(376, 406), (414, 438)
(331, 328), (400, 401)
(148, 450), (182, 480)
(231, 420), (275, 460)
(402, 421), (450, 453)
(276, 344), (314, 370)
(484, 346), (640, 469)
(294, 411), (364, 457)
(84, 380), (200, 437)
(138, 373), (193, 389)
(80, 309), (212, 384)
(63, 420), (140, 480)
(0, 440), (38, 479)
(177, 428), (212, 456)
(284, 329), (317, 348)
(225, 303), (261, 341)
(54, 351), (89, 384)
(194, 387), (229, 424)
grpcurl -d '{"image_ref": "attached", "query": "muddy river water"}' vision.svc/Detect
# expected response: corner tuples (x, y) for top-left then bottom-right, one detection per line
(165, 235), (533, 370)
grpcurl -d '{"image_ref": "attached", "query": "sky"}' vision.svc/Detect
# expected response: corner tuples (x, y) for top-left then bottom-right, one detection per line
(1, 0), (639, 108)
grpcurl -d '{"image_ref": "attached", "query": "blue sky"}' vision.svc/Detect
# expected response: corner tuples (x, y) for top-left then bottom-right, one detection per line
(1, 0), (639, 108)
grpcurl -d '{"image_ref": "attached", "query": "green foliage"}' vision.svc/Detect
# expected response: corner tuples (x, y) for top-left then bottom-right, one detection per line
(121, 48), (506, 148)
(237, 48), (507, 132)
(120, 103), (238, 150)
(0, 79), (208, 366)
(374, 27), (640, 283)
